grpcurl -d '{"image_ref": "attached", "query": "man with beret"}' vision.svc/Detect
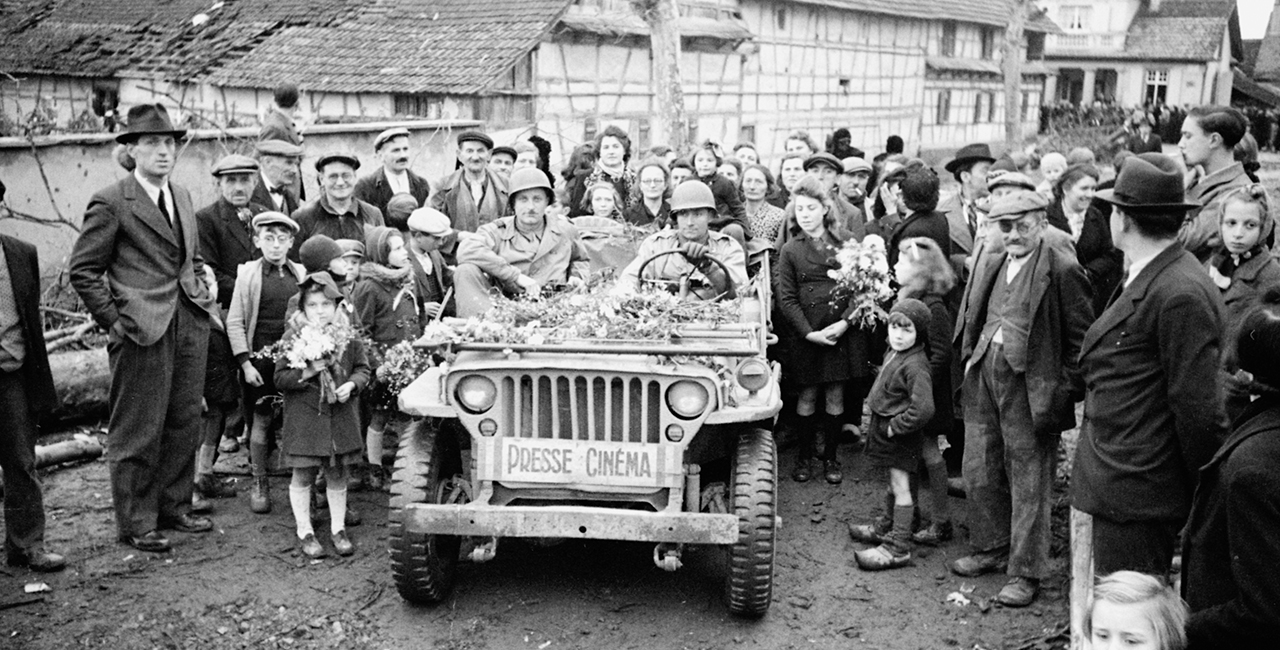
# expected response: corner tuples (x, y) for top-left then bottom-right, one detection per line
(197, 154), (272, 310)
(291, 153), (385, 260)
(253, 140), (303, 215)
(455, 168), (586, 317)
(405, 207), (455, 321)
(951, 190), (1093, 607)
(938, 143), (996, 275)
(429, 130), (509, 234)
(1072, 153), (1228, 577)
(353, 127), (430, 221)
(1178, 105), (1252, 262)
(70, 104), (221, 552)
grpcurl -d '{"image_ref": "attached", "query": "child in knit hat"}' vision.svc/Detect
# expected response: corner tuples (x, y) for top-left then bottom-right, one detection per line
(850, 297), (935, 570)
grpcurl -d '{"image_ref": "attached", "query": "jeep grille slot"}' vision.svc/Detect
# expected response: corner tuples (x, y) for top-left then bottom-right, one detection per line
(500, 373), (662, 443)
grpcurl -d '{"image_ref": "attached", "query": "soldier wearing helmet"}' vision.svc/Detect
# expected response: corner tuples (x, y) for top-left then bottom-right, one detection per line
(453, 168), (589, 316)
(619, 180), (748, 299)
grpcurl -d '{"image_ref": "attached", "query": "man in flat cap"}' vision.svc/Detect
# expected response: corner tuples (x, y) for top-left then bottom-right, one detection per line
(253, 140), (303, 215)
(429, 130), (509, 234)
(291, 153), (385, 260)
(837, 156), (873, 215)
(939, 143), (996, 276)
(197, 154), (272, 310)
(353, 127), (430, 221)
(70, 104), (221, 553)
(950, 190), (1092, 608)
(1072, 153), (1228, 578)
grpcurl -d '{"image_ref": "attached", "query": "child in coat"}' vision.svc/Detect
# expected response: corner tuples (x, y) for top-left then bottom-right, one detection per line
(851, 298), (935, 570)
(1207, 184), (1280, 420)
(274, 272), (370, 558)
(351, 226), (420, 490)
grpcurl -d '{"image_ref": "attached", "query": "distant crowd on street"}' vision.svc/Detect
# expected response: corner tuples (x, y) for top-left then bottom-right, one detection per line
(3, 80), (1280, 649)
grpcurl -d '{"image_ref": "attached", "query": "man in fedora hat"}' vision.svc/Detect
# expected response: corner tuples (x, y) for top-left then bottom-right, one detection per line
(429, 130), (509, 234)
(1071, 152), (1228, 576)
(950, 190), (1093, 607)
(252, 140), (303, 215)
(197, 154), (272, 310)
(353, 127), (431, 221)
(290, 152), (385, 260)
(70, 103), (221, 553)
(939, 143), (996, 276)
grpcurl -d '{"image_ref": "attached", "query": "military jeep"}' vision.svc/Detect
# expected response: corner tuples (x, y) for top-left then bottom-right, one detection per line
(392, 250), (781, 617)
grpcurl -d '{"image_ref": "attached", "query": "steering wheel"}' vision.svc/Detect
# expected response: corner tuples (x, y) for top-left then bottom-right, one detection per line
(635, 248), (737, 300)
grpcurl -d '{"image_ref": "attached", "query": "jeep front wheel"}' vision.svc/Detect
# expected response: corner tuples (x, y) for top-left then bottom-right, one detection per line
(389, 418), (465, 604)
(725, 428), (776, 617)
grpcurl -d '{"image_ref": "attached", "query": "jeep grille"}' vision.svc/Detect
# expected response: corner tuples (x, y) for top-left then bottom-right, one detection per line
(495, 373), (665, 443)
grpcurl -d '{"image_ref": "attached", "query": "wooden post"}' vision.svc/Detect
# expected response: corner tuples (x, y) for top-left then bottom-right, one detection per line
(1070, 506), (1094, 650)
(632, 0), (689, 153)
(1002, 0), (1029, 149)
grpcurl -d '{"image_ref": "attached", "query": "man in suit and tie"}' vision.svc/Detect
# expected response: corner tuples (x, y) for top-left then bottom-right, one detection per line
(0, 181), (66, 572)
(69, 104), (221, 553)
(1071, 152), (1229, 576)
(252, 140), (303, 216)
(197, 154), (271, 310)
(353, 127), (431, 227)
(950, 190), (1093, 607)
(938, 143), (995, 278)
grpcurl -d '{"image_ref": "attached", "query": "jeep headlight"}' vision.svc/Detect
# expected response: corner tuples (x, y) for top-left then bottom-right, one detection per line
(455, 375), (497, 414)
(735, 359), (770, 393)
(666, 381), (708, 419)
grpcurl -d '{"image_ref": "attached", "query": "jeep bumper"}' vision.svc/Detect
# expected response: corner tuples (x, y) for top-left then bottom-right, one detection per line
(403, 503), (739, 544)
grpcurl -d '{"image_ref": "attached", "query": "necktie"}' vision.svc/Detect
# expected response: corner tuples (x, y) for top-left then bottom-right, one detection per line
(158, 188), (174, 232)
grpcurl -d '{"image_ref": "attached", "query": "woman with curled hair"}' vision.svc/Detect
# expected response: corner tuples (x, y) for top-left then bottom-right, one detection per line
(1085, 571), (1188, 650)
(567, 126), (636, 218)
(776, 175), (873, 485)
(771, 152), (808, 209)
(1046, 163), (1122, 316)
(624, 158), (671, 227)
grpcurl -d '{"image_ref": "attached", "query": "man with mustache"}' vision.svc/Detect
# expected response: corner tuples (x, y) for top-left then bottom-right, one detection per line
(353, 127), (430, 228)
(252, 140), (303, 216)
(197, 154), (272, 310)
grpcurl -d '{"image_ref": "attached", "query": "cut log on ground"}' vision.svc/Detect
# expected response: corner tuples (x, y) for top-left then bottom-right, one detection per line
(47, 347), (111, 424)
(0, 435), (104, 495)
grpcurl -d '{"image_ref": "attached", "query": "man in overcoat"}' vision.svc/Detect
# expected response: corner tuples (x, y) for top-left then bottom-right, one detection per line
(0, 209), (66, 571)
(252, 140), (303, 216)
(196, 154), (270, 310)
(353, 127), (431, 225)
(950, 190), (1093, 607)
(938, 142), (995, 276)
(429, 131), (509, 234)
(69, 104), (221, 552)
(1071, 152), (1228, 576)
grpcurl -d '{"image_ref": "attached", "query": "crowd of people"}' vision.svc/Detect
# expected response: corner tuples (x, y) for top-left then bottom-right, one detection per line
(2, 80), (1279, 648)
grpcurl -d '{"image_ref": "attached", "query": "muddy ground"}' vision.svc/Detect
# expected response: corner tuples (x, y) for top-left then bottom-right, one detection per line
(2, 425), (1069, 650)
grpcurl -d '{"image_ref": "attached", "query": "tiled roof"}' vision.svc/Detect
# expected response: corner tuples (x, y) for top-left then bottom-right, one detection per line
(557, 12), (753, 41)
(1125, 0), (1236, 61)
(1255, 6), (1280, 81)
(925, 56), (1051, 77)
(785, 0), (1060, 33)
(1241, 38), (1262, 75)
(202, 0), (572, 93)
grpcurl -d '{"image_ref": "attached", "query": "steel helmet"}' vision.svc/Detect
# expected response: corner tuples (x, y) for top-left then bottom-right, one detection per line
(507, 167), (553, 205)
(668, 181), (716, 213)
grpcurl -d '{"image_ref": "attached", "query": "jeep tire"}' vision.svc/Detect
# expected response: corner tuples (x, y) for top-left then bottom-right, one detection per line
(389, 418), (464, 604)
(725, 427), (776, 617)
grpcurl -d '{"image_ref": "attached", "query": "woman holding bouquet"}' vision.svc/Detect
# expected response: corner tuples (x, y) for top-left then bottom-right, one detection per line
(275, 272), (370, 559)
(777, 175), (873, 484)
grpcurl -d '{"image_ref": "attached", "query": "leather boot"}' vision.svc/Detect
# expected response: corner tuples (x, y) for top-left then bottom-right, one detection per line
(249, 470), (271, 514)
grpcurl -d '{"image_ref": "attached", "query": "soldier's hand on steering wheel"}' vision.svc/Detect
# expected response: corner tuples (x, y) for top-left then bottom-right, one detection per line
(681, 241), (708, 261)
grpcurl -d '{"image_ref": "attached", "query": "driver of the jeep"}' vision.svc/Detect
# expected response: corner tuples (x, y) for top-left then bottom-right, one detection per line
(618, 182), (747, 300)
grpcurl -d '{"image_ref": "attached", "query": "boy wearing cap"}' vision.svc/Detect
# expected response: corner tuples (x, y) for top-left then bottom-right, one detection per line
(406, 207), (455, 321)
(291, 153), (385, 260)
(429, 131), (510, 233)
(227, 212), (308, 514)
(951, 190), (1092, 607)
(353, 127), (431, 220)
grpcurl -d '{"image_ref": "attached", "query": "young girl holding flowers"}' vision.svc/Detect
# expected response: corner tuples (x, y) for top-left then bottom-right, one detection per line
(777, 175), (873, 485)
(274, 272), (370, 558)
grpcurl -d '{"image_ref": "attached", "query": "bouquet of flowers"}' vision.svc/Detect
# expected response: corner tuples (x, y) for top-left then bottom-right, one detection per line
(368, 340), (438, 410)
(827, 234), (895, 329)
(257, 318), (358, 404)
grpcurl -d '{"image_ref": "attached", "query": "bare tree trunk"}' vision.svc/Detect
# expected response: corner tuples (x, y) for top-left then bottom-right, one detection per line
(633, 0), (688, 153)
(1002, 0), (1029, 149)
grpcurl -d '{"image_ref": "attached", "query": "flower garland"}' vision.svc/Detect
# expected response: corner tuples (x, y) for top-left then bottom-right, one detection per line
(827, 234), (895, 329)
